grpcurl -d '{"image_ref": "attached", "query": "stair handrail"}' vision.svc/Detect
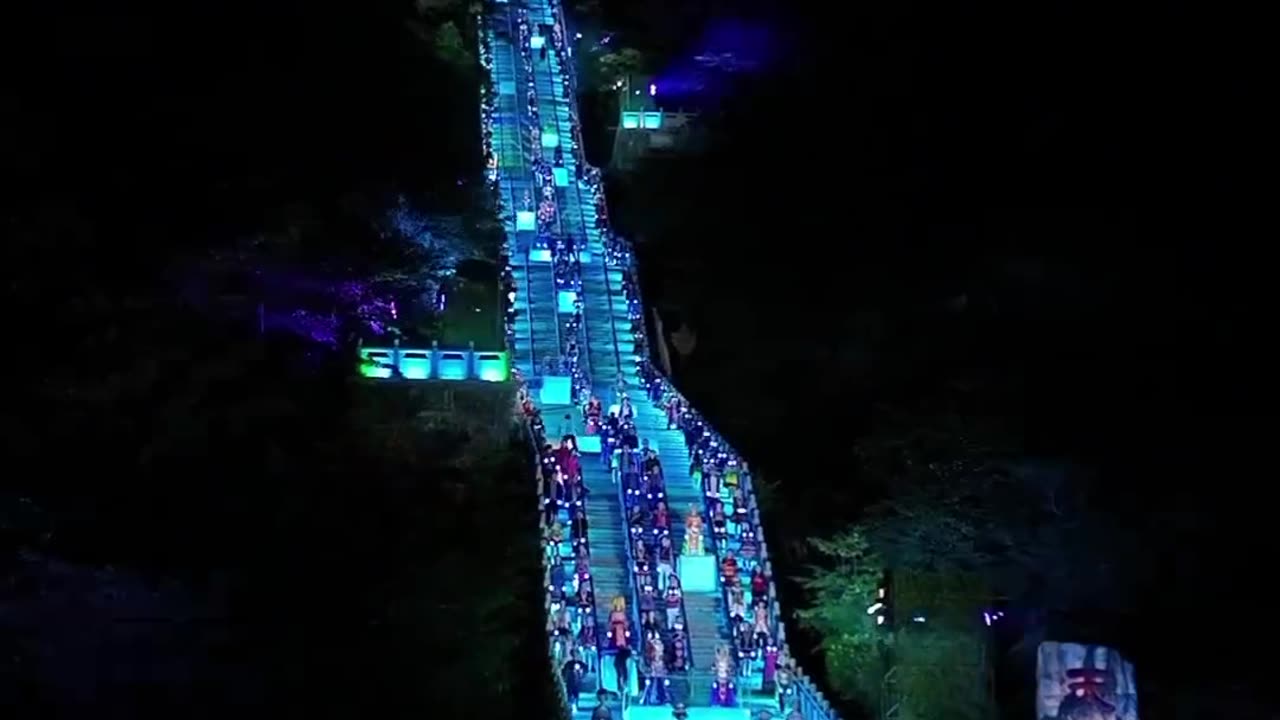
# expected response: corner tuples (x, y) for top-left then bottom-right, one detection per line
(703, 463), (771, 706)
(523, 392), (606, 711)
(573, 266), (592, 391)
(479, 23), (534, 374)
(598, 231), (626, 383)
(644, 491), (695, 685)
(615, 453), (645, 656)
(672, 540), (697, 680)
(539, 12), (644, 704)
(545, 0), (703, 703)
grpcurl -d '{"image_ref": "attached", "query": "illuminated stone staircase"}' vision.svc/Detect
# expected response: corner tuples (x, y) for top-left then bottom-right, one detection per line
(488, 1), (840, 718)
(510, 0), (743, 711)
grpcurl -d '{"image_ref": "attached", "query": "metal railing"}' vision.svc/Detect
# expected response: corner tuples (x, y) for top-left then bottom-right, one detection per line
(615, 454), (646, 654)
(596, 208), (625, 380)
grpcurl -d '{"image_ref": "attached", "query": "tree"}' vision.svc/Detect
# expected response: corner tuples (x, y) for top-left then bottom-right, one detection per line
(597, 48), (644, 91)
(573, 0), (602, 16)
(435, 21), (475, 70)
(891, 571), (994, 720)
(797, 517), (997, 719)
(415, 0), (464, 14)
(853, 410), (1143, 616)
(795, 530), (886, 711)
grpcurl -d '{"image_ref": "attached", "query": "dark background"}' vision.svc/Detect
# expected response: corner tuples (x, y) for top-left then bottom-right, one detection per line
(582, 0), (1269, 717)
(0, 0), (1269, 717)
(3, 1), (558, 718)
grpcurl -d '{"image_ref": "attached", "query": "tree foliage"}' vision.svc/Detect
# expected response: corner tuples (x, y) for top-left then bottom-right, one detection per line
(435, 21), (475, 70)
(854, 410), (1144, 616)
(795, 530), (885, 708)
(891, 571), (994, 720)
(4, 319), (550, 717)
(798, 523), (996, 719)
(791, 408), (1151, 718)
(415, 0), (465, 15)
(597, 48), (644, 90)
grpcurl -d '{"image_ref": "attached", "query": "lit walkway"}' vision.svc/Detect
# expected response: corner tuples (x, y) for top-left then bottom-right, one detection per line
(484, 1), (839, 718)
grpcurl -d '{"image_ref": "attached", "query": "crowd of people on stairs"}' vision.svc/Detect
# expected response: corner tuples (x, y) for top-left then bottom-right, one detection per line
(485, 0), (832, 716)
(603, 236), (805, 712)
(517, 7), (595, 394)
(521, 392), (601, 712)
(598, 393), (695, 707)
(594, 178), (811, 716)
(481, 5), (592, 392)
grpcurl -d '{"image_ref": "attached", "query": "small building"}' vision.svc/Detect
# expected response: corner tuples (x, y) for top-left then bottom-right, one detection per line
(609, 74), (705, 172)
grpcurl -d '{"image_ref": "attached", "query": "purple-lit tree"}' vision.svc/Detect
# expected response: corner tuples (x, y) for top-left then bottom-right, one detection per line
(195, 194), (461, 345)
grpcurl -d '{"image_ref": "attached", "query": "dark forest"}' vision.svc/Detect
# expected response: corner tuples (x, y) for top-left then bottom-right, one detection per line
(584, 0), (1265, 717)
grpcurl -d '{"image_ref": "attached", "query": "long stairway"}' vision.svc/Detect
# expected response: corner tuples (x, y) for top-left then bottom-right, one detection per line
(485, 1), (838, 718)
(524, 0), (644, 701)
(525, 0), (734, 685)
(488, 3), (628, 717)
(530, 0), (727, 705)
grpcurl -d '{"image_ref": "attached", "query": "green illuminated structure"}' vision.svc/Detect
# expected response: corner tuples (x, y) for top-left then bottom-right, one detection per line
(357, 344), (511, 383)
(609, 74), (703, 172)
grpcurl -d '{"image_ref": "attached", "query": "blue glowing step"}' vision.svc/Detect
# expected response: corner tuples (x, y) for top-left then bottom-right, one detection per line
(683, 593), (726, 664)
(582, 465), (632, 638)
